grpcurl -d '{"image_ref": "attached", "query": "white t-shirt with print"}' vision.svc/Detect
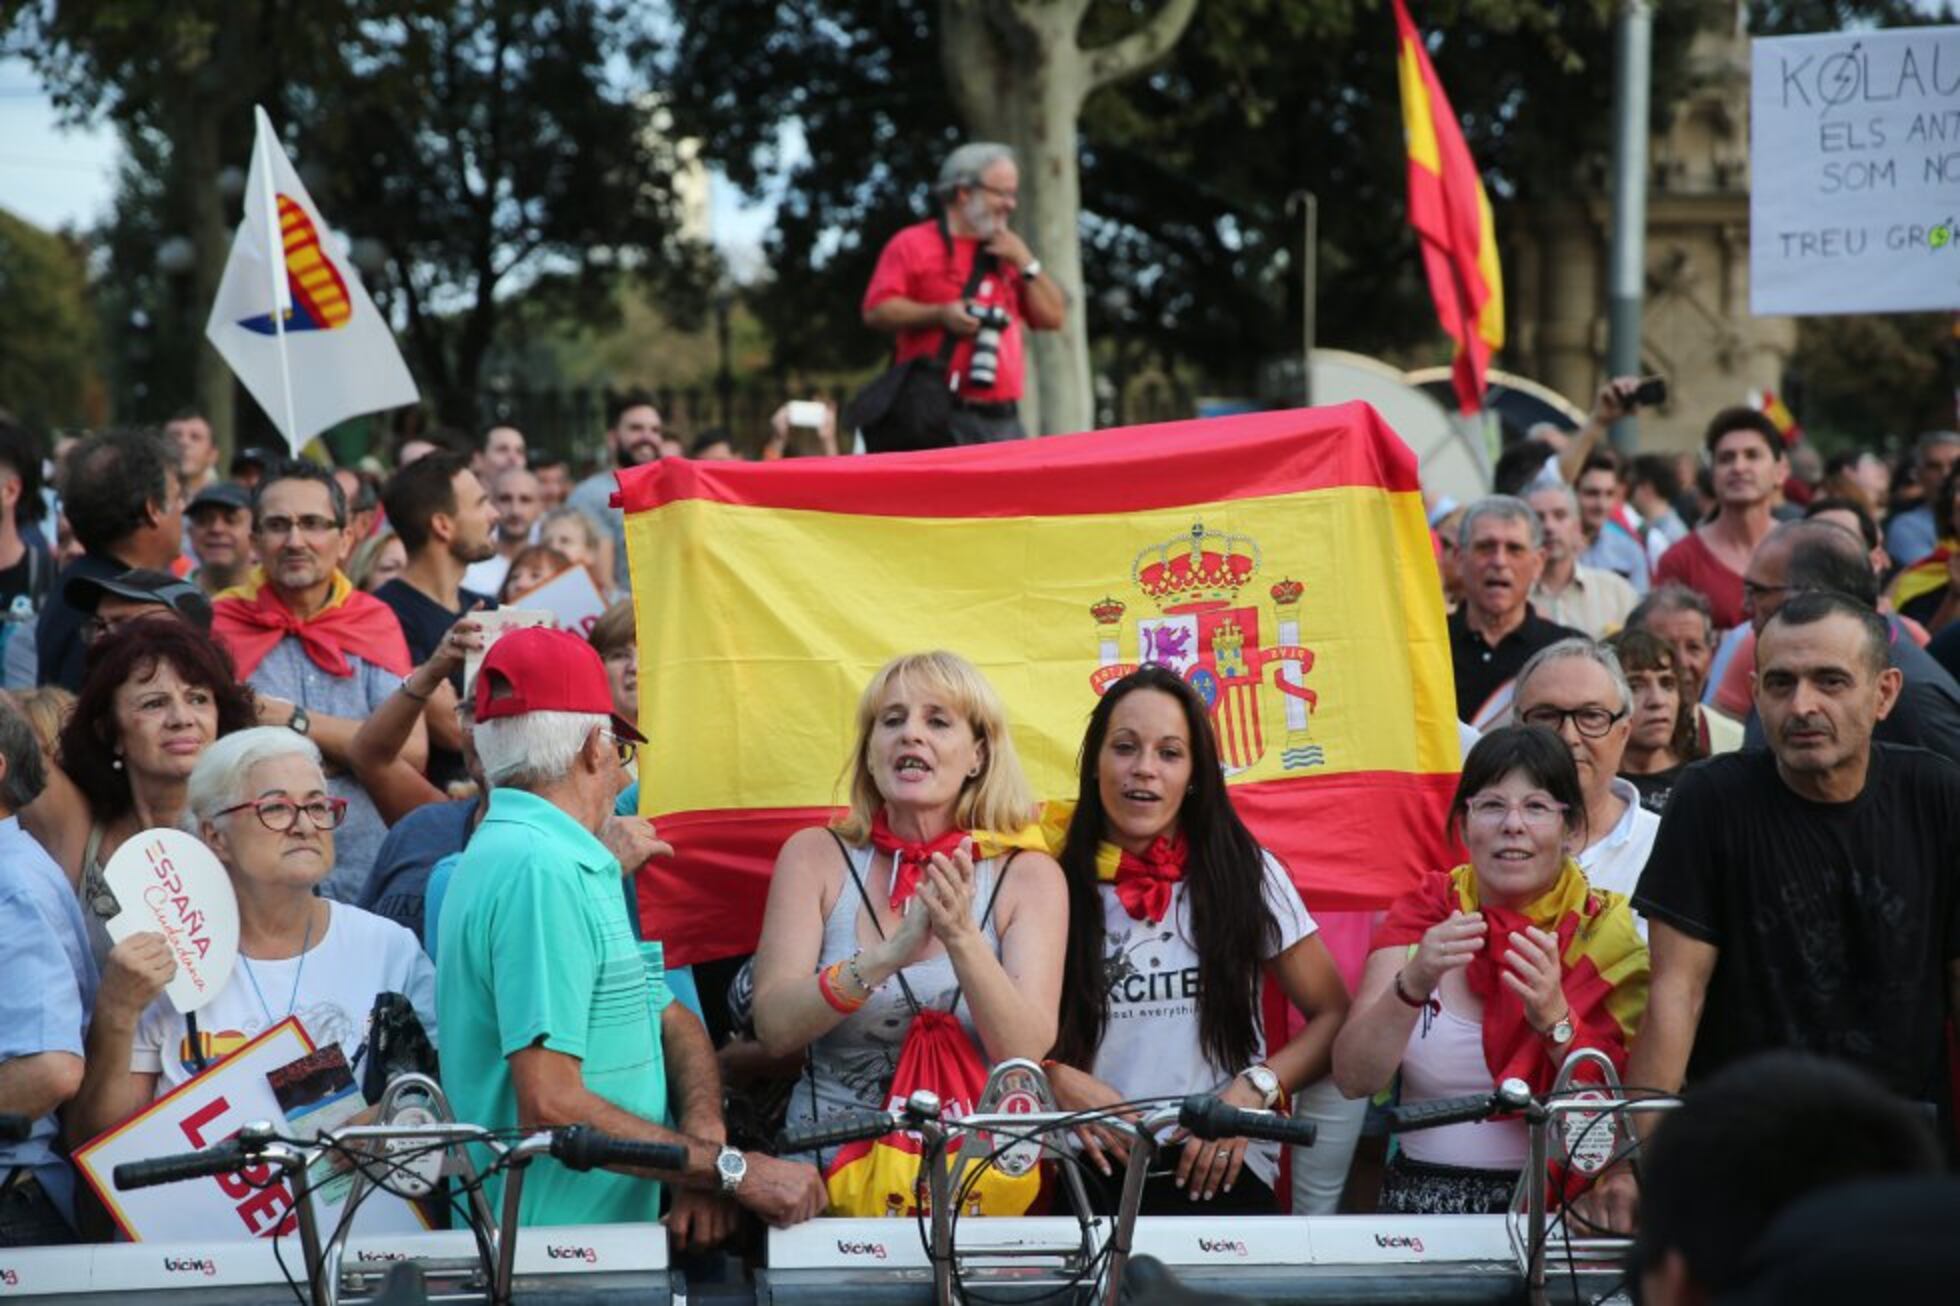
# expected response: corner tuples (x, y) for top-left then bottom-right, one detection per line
(1088, 850), (1317, 1187)
(132, 902), (437, 1093)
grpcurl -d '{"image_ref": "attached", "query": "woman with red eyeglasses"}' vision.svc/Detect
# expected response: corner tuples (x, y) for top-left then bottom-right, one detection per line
(71, 728), (437, 1140)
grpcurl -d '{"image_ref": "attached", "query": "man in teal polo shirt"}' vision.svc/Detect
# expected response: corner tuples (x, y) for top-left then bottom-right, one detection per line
(436, 627), (825, 1240)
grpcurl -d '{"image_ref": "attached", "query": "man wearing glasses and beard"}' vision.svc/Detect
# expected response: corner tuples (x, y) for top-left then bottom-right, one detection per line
(861, 142), (1068, 444)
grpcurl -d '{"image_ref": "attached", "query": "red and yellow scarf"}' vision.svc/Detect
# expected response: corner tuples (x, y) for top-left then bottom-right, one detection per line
(1373, 860), (1648, 1094)
(1094, 834), (1188, 925)
(212, 568), (412, 682)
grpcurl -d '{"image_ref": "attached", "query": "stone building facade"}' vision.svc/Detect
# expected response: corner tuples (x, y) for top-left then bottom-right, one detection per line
(1507, 16), (1796, 452)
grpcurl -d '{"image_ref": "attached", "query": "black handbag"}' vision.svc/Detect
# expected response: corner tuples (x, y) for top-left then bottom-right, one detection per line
(847, 219), (995, 455)
(360, 991), (439, 1104)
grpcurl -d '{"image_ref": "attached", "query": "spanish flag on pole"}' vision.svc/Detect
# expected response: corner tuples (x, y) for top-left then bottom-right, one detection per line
(1394, 0), (1504, 414)
(618, 405), (1461, 966)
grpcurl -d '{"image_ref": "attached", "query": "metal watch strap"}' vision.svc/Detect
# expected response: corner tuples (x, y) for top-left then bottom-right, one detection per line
(715, 1144), (747, 1194)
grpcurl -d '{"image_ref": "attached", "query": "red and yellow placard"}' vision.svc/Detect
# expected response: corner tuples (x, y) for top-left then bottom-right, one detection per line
(619, 403), (1461, 966)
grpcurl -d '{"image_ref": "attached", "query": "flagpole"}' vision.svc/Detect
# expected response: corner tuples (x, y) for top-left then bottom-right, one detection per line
(255, 108), (301, 453)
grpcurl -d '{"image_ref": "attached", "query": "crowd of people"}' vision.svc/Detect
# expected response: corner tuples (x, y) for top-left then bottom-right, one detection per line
(1, 144), (1957, 1300)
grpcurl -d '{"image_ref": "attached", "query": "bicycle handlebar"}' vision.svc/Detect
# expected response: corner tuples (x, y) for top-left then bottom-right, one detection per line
(1384, 1077), (1538, 1132)
(775, 1109), (901, 1155)
(549, 1124), (687, 1174)
(113, 1141), (254, 1191)
(1176, 1095), (1317, 1147)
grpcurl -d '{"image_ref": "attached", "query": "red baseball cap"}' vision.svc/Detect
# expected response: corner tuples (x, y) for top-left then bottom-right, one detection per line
(474, 626), (647, 744)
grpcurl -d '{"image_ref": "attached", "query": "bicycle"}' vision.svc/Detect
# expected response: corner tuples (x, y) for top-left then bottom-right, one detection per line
(111, 1073), (685, 1306)
(772, 1057), (1319, 1306)
(1381, 1049), (1680, 1306)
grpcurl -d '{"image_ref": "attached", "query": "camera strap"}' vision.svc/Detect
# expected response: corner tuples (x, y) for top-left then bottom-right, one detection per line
(932, 213), (996, 378)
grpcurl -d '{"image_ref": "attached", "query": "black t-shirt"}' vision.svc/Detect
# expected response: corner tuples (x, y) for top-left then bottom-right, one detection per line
(1621, 764), (1685, 815)
(1446, 604), (1582, 722)
(0, 543), (48, 614)
(373, 579), (492, 668)
(1633, 745), (1960, 1099)
(372, 579), (492, 791)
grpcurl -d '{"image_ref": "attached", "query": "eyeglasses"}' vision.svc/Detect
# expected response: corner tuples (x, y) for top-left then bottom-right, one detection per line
(973, 181), (1019, 202)
(601, 728), (637, 766)
(216, 795), (349, 832)
(256, 514), (345, 538)
(87, 612), (158, 642)
(1519, 705), (1628, 739)
(1465, 796), (1569, 828)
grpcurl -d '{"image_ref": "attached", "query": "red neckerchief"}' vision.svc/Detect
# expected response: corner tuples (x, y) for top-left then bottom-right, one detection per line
(1103, 834), (1189, 925)
(211, 568), (412, 681)
(868, 810), (969, 912)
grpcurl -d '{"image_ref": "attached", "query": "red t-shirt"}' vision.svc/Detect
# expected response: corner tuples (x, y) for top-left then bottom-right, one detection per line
(1656, 531), (1746, 631)
(861, 219), (1030, 404)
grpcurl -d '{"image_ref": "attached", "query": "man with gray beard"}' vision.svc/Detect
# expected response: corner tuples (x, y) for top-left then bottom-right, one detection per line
(861, 142), (1068, 444)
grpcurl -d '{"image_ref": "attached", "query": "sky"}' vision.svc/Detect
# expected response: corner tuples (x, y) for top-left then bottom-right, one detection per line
(0, 55), (775, 261)
(0, 57), (123, 232)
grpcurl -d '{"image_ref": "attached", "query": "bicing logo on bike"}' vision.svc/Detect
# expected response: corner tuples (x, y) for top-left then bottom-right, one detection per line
(835, 1240), (890, 1261)
(545, 1245), (599, 1264)
(1195, 1238), (1249, 1257)
(162, 1256), (219, 1277)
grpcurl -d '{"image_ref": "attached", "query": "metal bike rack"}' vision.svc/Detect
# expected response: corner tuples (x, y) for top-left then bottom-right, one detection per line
(1510, 1049), (1679, 1306)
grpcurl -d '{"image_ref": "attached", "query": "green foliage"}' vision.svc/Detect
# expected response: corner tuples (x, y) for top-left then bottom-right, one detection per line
(664, 0), (1707, 392)
(1790, 314), (1959, 450)
(296, 1), (706, 422)
(0, 208), (98, 431)
(664, 0), (962, 375)
(3, 0), (705, 428)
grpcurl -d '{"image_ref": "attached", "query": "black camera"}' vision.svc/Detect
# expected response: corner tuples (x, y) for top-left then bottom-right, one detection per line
(965, 302), (1013, 390)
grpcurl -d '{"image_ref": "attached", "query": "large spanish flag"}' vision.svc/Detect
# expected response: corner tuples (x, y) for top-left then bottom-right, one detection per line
(619, 404), (1461, 966)
(1394, 0), (1504, 415)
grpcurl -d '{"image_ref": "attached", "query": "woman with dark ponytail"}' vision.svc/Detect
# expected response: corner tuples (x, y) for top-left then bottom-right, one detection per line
(1046, 666), (1350, 1214)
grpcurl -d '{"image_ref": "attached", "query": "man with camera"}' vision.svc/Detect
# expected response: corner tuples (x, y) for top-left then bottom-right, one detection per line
(861, 142), (1067, 445)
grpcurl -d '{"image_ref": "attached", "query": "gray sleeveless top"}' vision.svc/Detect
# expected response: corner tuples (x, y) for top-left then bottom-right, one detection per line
(781, 838), (1011, 1143)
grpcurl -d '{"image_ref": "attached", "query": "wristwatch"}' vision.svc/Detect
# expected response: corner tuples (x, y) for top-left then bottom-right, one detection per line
(288, 704), (311, 737)
(1544, 1015), (1575, 1047)
(1239, 1064), (1282, 1110)
(1021, 257), (1043, 281)
(714, 1145), (748, 1195)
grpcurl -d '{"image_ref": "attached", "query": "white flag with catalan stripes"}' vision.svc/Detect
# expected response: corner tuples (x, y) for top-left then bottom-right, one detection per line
(205, 106), (416, 455)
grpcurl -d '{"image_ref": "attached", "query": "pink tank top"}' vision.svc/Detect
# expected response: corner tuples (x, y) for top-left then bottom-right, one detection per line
(1398, 1000), (1529, 1169)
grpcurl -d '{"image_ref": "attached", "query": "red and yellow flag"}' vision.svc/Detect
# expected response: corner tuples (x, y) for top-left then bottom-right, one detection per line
(618, 405), (1462, 966)
(1394, 0), (1504, 414)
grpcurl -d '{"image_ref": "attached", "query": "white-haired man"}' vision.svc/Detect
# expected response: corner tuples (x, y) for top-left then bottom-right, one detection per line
(1512, 638), (1660, 935)
(861, 141), (1068, 444)
(1449, 495), (1584, 728)
(435, 628), (824, 1242)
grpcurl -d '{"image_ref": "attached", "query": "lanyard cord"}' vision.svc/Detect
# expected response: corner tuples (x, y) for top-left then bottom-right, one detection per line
(240, 908), (316, 1026)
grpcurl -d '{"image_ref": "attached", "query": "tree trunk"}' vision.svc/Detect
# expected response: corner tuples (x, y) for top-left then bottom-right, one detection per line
(180, 94), (236, 458)
(940, 0), (1198, 437)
